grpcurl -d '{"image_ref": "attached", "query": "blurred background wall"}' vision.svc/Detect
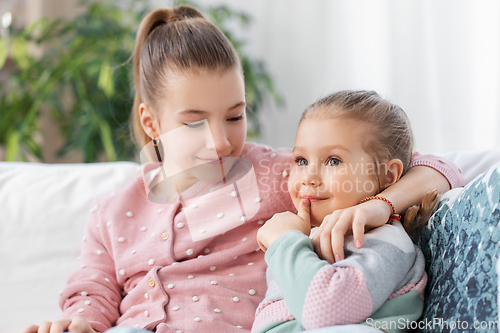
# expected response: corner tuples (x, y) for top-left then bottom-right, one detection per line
(172, 0), (500, 154)
(2, 0), (499, 163)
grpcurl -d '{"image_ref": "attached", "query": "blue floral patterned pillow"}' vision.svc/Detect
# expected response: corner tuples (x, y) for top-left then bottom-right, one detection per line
(418, 162), (500, 333)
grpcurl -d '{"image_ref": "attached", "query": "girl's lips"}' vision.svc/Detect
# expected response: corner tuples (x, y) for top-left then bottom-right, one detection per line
(301, 195), (327, 202)
(197, 156), (229, 165)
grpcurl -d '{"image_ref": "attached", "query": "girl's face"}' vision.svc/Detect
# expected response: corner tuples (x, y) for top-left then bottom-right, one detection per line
(154, 69), (247, 185)
(288, 115), (383, 227)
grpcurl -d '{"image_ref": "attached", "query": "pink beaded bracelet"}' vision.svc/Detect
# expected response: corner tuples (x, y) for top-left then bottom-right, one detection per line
(359, 196), (401, 225)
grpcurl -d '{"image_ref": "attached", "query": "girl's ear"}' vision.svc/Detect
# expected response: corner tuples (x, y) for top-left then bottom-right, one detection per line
(139, 103), (160, 140)
(381, 159), (404, 189)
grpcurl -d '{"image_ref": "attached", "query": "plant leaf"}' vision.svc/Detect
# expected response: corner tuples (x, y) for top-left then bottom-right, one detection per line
(5, 130), (20, 161)
(97, 60), (115, 98)
(0, 38), (8, 69)
(98, 120), (117, 162)
(11, 36), (31, 70)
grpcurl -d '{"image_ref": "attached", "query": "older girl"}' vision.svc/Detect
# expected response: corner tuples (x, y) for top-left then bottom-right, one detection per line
(24, 6), (462, 333)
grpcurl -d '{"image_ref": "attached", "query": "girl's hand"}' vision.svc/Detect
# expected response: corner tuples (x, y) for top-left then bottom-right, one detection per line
(311, 199), (392, 263)
(22, 317), (97, 333)
(257, 199), (311, 252)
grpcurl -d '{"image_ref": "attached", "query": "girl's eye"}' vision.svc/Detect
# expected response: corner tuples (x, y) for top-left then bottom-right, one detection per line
(228, 115), (244, 122)
(326, 157), (341, 166)
(185, 120), (205, 129)
(294, 157), (308, 166)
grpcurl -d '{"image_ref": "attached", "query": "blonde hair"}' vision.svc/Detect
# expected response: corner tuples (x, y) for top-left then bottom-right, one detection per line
(300, 90), (414, 174)
(301, 90), (438, 239)
(130, 6), (241, 148)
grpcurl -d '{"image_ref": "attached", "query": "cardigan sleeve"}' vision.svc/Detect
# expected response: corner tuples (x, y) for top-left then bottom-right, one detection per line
(59, 198), (122, 333)
(259, 224), (426, 331)
(409, 152), (465, 188)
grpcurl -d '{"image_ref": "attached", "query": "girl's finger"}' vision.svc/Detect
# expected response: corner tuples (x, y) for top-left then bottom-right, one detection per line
(38, 322), (52, 333)
(352, 217), (366, 249)
(21, 325), (39, 333)
(318, 216), (338, 263)
(297, 198), (311, 223)
(330, 214), (352, 262)
(49, 319), (72, 333)
(68, 316), (94, 333)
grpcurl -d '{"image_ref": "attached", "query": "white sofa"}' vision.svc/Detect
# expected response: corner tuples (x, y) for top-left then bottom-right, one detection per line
(1, 150), (499, 333)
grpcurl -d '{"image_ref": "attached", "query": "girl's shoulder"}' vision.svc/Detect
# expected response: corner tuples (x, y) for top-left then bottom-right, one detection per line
(240, 142), (293, 167)
(240, 142), (295, 213)
(91, 168), (158, 219)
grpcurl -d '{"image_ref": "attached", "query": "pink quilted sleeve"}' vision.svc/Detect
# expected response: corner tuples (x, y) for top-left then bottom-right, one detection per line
(301, 265), (373, 330)
(251, 299), (295, 333)
(409, 152), (465, 188)
(388, 271), (428, 301)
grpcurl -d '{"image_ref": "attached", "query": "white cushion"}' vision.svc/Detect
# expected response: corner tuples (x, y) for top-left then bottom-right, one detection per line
(0, 162), (140, 333)
(442, 149), (500, 185)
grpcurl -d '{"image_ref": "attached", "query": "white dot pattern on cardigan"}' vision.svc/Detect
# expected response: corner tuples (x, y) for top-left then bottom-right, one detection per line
(63, 143), (295, 332)
(84, 300), (91, 305)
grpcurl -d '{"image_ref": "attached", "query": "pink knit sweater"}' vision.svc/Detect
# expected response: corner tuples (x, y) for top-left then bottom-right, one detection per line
(59, 143), (463, 332)
(60, 143), (295, 333)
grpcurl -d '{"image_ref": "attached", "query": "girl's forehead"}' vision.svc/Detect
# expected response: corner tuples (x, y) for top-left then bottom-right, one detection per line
(294, 117), (368, 153)
(161, 69), (245, 113)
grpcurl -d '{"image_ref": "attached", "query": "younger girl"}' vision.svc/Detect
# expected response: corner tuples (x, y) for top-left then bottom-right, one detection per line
(23, 6), (463, 333)
(253, 91), (433, 333)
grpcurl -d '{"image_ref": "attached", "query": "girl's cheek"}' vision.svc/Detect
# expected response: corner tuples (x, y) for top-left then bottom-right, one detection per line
(287, 176), (301, 209)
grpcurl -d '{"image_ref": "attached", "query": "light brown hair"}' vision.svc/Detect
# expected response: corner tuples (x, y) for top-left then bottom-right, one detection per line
(130, 6), (241, 148)
(300, 90), (437, 240)
(300, 90), (414, 175)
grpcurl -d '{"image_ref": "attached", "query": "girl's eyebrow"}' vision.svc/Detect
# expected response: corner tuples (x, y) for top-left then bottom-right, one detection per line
(292, 145), (350, 153)
(177, 101), (246, 115)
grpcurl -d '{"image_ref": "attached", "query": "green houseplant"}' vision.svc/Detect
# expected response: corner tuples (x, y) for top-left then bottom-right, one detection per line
(0, 0), (281, 162)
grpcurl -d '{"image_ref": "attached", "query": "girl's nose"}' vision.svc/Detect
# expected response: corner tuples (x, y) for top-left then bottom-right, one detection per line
(301, 166), (322, 187)
(206, 124), (230, 154)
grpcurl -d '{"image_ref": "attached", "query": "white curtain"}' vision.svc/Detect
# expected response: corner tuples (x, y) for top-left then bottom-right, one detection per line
(167, 0), (500, 152)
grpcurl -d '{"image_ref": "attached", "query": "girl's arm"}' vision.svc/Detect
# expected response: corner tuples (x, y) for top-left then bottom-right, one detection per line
(59, 198), (121, 333)
(312, 153), (465, 262)
(255, 225), (425, 332)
